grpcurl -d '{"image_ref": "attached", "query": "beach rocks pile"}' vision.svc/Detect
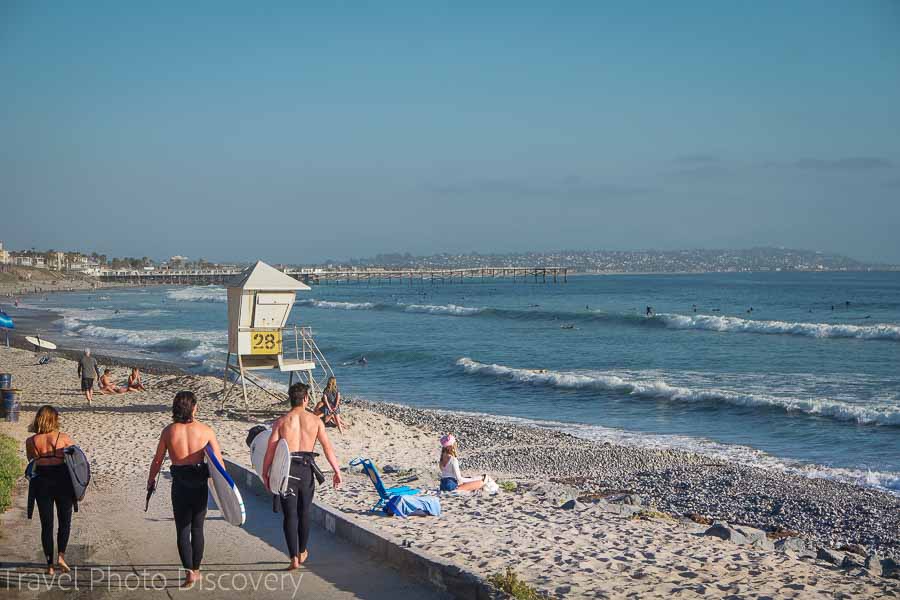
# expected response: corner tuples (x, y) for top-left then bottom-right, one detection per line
(353, 398), (900, 560)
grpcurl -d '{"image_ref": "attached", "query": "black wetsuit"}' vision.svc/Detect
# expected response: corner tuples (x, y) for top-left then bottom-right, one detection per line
(170, 464), (209, 570)
(279, 452), (317, 557)
(34, 463), (75, 565)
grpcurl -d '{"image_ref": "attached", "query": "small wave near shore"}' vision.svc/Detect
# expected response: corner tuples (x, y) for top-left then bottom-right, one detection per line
(455, 358), (900, 427)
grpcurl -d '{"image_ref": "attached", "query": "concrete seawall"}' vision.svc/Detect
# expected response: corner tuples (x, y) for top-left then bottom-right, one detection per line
(225, 458), (500, 599)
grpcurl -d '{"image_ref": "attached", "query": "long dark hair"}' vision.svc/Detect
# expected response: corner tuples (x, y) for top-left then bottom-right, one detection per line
(172, 391), (197, 423)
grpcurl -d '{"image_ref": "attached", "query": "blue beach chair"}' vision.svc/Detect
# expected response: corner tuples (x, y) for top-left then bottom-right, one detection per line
(349, 457), (419, 512)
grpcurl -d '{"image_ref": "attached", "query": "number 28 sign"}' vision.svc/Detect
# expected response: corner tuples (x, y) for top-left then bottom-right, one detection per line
(250, 330), (282, 355)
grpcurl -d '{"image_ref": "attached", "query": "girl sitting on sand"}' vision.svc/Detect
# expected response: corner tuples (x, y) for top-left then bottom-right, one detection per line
(25, 405), (78, 575)
(127, 367), (146, 392)
(438, 434), (485, 492)
(98, 369), (126, 394)
(314, 376), (345, 434)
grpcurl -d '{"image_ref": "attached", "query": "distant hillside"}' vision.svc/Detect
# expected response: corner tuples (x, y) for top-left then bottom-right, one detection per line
(316, 247), (897, 273)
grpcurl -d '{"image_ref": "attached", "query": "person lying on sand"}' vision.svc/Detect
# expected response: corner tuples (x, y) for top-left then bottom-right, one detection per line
(314, 376), (345, 434)
(127, 367), (146, 392)
(98, 369), (126, 394)
(438, 434), (485, 492)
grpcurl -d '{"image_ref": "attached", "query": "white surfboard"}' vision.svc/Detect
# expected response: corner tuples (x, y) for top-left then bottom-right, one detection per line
(25, 336), (57, 350)
(249, 427), (291, 494)
(204, 445), (246, 526)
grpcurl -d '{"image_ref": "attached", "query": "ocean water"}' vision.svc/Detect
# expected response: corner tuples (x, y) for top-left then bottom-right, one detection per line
(19, 272), (900, 493)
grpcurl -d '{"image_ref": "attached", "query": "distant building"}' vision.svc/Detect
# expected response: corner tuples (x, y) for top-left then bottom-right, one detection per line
(0, 242), (8, 265)
(51, 251), (66, 270)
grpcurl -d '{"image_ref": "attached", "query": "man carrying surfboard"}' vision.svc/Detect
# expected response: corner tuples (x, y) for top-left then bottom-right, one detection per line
(76, 349), (101, 406)
(262, 382), (342, 570)
(146, 391), (225, 588)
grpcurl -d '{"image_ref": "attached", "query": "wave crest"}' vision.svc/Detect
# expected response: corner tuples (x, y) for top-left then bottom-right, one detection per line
(658, 313), (900, 341)
(455, 358), (900, 426)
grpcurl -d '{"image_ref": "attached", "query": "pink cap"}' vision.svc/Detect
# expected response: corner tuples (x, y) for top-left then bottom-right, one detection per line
(440, 434), (456, 448)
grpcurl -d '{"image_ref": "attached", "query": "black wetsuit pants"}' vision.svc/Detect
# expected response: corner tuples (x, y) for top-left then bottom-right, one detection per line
(279, 454), (316, 557)
(170, 464), (209, 571)
(34, 465), (74, 565)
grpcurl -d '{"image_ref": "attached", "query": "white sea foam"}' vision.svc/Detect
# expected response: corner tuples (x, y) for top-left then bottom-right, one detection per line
(402, 303), (483, 316)
(166, 286), (227, 303)
(298, 299), (376, 310)
(658, 313), (900, 341)
(297, 299), (483, 315)
(455, 358), (900, 426)
(78, 324), (224, 349)
(450, 409), (900, 494)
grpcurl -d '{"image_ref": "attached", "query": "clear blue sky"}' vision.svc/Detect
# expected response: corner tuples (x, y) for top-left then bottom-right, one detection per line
(2, 1), (899, 263)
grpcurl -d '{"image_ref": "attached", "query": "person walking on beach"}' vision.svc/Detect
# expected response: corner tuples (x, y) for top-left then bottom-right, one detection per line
(147, 391), (223, 588)
(263, 382), (342, 570)
(77, 349), (100, 405)
(314, 376), (345, 434)
(438, 434), (486, 492)
(25, 406), (78, 575)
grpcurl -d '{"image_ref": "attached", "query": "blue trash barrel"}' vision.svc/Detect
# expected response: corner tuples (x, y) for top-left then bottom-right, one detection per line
(0, 373), (11, 389)
(1, 389), (19, 422)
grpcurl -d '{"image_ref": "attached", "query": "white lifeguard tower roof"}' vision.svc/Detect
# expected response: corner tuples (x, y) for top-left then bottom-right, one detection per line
(227, 260), (310, 291)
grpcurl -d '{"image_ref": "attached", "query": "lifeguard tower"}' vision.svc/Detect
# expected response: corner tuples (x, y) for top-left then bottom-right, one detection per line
(220, 260), (333, 415)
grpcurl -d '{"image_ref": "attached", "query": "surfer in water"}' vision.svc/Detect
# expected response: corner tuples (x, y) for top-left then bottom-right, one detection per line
(147, 391), (225, 588)
(645, 306), (653, 317)
(263, 383), (342, 570)
(25, 406), (77, 575)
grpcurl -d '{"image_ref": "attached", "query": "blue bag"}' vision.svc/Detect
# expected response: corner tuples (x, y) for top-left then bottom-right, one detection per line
(383, 494), (441, 518)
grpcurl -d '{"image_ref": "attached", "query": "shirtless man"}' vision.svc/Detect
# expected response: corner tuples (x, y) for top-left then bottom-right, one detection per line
(147, 391), (224, 588)
(262, 382), (342, 570)
(98, 369), (126, 394)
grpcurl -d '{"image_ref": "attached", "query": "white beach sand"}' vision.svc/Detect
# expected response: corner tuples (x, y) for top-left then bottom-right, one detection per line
(1, 347), (897, 598)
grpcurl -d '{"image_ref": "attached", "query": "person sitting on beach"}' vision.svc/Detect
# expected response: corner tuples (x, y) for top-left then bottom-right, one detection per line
(314, 376), (345, 434)
(98, 369), (126, 394)
(25, 406), (77, 575)
(147, 391), (223, 588)
(127, 367), (146, 392)
(77, 348), (101, 405)
(263, 383), (342, 570)
(438, 434), (485, 492)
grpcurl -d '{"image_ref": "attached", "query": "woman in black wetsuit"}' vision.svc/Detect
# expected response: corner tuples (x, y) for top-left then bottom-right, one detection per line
(25, 405), (77, 575)
(147, 391), (224, 588)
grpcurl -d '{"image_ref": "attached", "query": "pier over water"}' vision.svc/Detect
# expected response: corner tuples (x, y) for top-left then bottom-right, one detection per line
(95, 266), (569, 286)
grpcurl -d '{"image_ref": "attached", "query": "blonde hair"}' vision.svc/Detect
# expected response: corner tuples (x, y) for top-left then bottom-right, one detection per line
(439, 444), (458, 467)
(325, 377), (337, 394)
(29, 405), (60, 435)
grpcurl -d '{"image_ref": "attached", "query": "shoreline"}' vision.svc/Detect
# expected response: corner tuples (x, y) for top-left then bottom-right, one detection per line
(5, 305), (900, 559)
(0, 347), (898, 596)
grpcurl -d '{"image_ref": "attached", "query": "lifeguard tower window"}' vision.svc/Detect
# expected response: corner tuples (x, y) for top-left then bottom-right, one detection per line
(253, 293), (292, 328)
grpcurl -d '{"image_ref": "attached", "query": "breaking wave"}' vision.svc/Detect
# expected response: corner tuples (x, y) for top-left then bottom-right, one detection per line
(297, 299), (376, 310)
(289, 298), (900, 341)
(166, 286), (227, 303)
(455, 358), (900, 426)
(658, 313), (900, 341)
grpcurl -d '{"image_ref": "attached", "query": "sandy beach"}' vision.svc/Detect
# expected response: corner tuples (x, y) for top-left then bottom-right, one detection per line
(0, 346), (898, 598)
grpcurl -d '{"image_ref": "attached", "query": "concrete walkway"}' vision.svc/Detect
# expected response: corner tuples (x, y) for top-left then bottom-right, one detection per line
(0, 474), (446, 599)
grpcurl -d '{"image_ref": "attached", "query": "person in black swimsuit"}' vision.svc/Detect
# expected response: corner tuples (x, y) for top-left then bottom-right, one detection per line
(25, 405), (77, 575)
